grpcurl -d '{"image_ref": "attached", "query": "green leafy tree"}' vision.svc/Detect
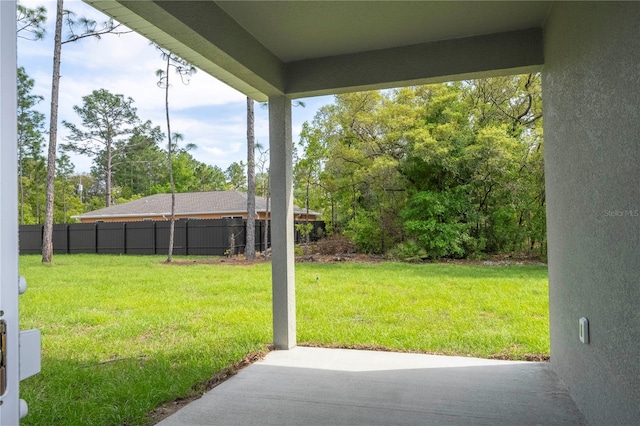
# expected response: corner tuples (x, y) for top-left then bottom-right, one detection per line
(295, 75), (545, 259)
(54, 151), (83, 222)
(300, 90), (409, 252)
(17, 67), (47, 224)
(16, 3), (47, 224)
(396, 84), (477, 256)
(295, 122), (327, 244)
(111, 122), (166, 199)
(194, 163), (227, 191)
(17, 2), (47, 40)
(462, 74), (544, 254)
(402, 189), (473, 258)
(225, 161), (246, 191)
(62, 89), (141, 207)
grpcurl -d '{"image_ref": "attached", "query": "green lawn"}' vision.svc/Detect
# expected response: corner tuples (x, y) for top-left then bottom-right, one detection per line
(18, 254), (549, 426)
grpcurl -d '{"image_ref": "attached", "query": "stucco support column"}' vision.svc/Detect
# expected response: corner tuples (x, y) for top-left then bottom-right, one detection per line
(269, 95), (296, 349)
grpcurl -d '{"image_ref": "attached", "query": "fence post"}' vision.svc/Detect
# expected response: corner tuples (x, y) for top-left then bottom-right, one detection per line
(185, 219), (189, 256)
(243, 219), (247, 255)
(123, 222), (126, 254)
(94, 223), (98, 254)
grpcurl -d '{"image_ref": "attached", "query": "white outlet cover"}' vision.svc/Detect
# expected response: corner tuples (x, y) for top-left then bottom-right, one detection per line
(579, 317), (589, 344)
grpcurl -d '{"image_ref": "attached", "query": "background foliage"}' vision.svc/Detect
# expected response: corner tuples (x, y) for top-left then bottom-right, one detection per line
(19, 62), (544, 259)
(294, 75), (545, 258)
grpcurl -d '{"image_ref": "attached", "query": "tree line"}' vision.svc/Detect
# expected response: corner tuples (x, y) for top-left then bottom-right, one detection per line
(17, 1), (257, 263)
(20, 69), (545, 261)
(293, 75), (545, 259)
(18, 2), (545, 261)
(17, 71), (250, 223)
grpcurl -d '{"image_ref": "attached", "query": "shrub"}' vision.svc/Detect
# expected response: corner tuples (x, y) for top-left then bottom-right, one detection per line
(402, 189), (473, 258)
(387, 240), (428, 263)
(345, 210), (383, 254)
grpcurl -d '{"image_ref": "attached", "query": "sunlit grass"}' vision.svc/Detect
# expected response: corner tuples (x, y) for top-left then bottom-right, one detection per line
(19, 255), (548, 425)
(297, 262), (549, 357)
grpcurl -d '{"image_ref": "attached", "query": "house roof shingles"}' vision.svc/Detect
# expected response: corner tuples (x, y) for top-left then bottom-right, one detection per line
(72, 191), (320, 220)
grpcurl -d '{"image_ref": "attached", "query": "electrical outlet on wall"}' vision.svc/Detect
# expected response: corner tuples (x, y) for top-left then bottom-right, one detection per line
(579, 317), (589, 344)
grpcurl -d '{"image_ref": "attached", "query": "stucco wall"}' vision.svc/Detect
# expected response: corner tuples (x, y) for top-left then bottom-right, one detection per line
(543, 3), (640, 424)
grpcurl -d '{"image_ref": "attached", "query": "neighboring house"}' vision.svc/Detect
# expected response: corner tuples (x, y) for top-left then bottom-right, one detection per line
(71, 190), (321, 223)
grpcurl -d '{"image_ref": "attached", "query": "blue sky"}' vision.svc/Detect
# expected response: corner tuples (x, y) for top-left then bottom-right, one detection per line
(18, 0), (333, 173)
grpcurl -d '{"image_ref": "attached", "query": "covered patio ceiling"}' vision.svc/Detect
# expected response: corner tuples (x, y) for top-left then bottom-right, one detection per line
(84, 1), (550, 101)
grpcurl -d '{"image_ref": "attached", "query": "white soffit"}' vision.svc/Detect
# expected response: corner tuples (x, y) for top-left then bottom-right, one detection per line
(217, 1), (552, 63)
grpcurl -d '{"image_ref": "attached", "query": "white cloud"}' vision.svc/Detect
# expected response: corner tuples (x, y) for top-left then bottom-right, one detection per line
(17, 0), (333, 174)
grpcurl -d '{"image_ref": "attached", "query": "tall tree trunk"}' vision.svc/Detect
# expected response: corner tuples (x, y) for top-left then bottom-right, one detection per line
(106, 142), (112, 207)
(264, 181), (270, 260)
(42, 0), (63, 263)
(164, 55), (176, 263)
(246, 97), (256, 260)
(168, 183), (175, 261)
(306, 180), (310, 247)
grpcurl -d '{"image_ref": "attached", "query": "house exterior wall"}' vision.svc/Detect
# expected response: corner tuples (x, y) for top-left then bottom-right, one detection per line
(543, 3), (640, 424)
(76, 212), (319, 223)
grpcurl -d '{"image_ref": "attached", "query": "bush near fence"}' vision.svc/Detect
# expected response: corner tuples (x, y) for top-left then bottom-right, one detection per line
(19, 219), (325, 256)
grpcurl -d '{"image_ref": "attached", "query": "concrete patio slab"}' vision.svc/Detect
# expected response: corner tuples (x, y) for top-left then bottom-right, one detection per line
(157, 347), (584, 425)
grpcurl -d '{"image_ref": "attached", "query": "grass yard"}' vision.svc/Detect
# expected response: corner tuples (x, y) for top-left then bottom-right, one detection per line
(18, 254), (549, 426)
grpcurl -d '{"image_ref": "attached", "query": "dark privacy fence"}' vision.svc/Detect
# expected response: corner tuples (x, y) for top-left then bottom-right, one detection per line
(19, 219), (326, 256)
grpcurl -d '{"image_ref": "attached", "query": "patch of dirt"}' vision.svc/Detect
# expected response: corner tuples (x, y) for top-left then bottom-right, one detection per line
(296, 253), (385, 264)
(161, 229), (545, 267)
(169, 255), (269, 266)
(300, 342), (549, 362)
(486, 343), (550, 361)
(147, 347), (272, 425)
(167, 251), (544, 267)
(299, 341), (449, 356)
(437, 253), (547, 266)
(168, 252), (385, 266)
(489, 353), (550, 362)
